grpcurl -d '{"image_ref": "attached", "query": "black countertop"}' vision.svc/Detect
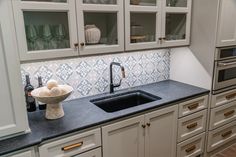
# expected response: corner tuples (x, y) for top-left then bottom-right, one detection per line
(0, 80), (209, 156)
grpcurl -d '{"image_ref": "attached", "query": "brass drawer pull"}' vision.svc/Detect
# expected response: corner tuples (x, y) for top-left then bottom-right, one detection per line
(225, 93), (236, 100)
(185, 145), (196, 153)
(188, 103), (199, 110)
(187, 122), (198, 129)
(224, 110), (235, 117)
(221, 130), (233, 138)
(61, 142), (83, 151)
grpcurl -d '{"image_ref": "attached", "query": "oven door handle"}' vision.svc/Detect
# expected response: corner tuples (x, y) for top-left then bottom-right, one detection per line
(218, 61), (236, 67)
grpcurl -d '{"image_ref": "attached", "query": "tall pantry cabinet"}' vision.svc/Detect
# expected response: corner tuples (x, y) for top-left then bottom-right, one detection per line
(0, 1), (29, 138)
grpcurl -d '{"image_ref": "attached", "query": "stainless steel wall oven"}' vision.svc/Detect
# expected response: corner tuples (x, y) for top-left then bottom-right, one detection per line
(213, 46), (236, 94)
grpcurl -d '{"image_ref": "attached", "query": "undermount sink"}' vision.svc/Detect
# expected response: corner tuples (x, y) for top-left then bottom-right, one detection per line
(90, 90), (161, 113)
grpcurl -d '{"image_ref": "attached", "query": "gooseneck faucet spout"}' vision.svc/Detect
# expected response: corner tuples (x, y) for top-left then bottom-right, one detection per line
(110, 62), (126, 93)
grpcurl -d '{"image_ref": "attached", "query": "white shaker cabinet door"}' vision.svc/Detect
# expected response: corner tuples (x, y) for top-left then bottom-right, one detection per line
(0, 1), (29, 138)
(216, 0), (236, 47)
(145, 105), (178, 157)
(102, 115), (145, 157)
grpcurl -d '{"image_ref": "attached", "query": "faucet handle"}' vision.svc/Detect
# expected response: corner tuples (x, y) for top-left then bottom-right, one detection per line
(121, 67), (126, 78)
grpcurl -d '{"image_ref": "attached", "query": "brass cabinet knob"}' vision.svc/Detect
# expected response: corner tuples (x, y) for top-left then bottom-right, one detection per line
(74, 43), (79, 48)
(80, 42), (85, 47)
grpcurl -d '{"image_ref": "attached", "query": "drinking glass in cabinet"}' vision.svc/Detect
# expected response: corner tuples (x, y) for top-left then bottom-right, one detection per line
(23, 12), (70, 51)
(83, 0), (116, 4)
(22, 0), (67, 2)
(84, 12), (118, 46)
(130, 13), (156, 43)
(165, 13), (186, 40)
(130, 0), (156, 6)
(166, 0), (187, 7)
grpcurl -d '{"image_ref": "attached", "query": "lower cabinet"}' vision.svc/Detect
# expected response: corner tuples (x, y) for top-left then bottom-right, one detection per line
(39, 128), (101, 157)
(102, 105), (178, 157)
(73, 148), (101, 157)
(3, 148), (36, 157)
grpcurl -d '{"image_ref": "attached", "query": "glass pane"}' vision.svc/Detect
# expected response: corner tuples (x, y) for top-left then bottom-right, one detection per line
(166, 0), (187, 7)
(84, 12), (118, 46)
(130, 13), (156, 43)
(22, 0), (67, 2)
(130, 0), (156, 6)
(23, 12), (70, 51)
(83, 0), (116, 4)
(220, 48), (236, 59)
(165, 13), (186, 40)
(218, 67), (236, 82)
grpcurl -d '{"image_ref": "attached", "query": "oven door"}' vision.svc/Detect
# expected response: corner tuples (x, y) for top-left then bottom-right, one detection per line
(213, 59), (236, 93)
(216, 47), (236, 61)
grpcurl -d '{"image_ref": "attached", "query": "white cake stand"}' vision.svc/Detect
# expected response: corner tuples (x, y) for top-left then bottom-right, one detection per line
(31, 85), (73, 120)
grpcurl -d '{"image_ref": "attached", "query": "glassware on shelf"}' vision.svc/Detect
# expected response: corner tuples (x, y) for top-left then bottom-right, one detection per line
(25, 25), (38, 51)
(130, 13), (156, 43)
(165, 13), (186, 40)
(166, 0), (187, 7)
(42, 24), (53, 49)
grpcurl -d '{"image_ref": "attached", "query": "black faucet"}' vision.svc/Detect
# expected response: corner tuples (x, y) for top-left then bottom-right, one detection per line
(109, 62), (126, 93)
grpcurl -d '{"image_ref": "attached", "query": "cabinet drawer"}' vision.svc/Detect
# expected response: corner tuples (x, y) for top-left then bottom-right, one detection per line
(209, 101), (236, 130)
(74, 148), (101, 157)
(178, 110), (207, 142)
(177, 133), (205, 157)
(207, 121), (236, 152)
(211, 89), (236, 108)
(5, 150), (35, 157)
(179, 95), (208, 118)
(39, 128), (101, 157)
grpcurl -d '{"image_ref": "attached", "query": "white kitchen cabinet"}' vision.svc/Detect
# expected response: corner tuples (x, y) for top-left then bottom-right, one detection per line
(125, 0), (192, 51)
(0, 0), (29, 138)
(12, 0), (78, 61)
(145, 105), (178, 157)
(102, 105), (178, 157)
(76, 0), (124, 55)
(3, 148), (36, 157)
(73, 148), (101, 157)
(39, 128), (101, 157)
(161, 0), (192, 47)
(102, 115), (145, 157)
(216, 0), (236, 47)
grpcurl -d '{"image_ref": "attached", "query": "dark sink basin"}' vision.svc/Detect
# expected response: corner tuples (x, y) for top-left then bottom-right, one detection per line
(90, 90), (161, 113)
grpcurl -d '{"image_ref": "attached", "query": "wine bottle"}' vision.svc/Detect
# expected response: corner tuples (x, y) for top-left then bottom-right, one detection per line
(38, 76), (47, 110)
(24, 75), (36, 112)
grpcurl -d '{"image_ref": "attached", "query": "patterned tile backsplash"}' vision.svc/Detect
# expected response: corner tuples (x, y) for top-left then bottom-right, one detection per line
(21, 49), (170, 100)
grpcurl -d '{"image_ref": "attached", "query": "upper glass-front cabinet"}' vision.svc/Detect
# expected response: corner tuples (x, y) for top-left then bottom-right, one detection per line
(161, 0), (191, 47)
(125, 0), (162, 51)
(125, 0), (191, 50)
(76, 0), (124, 55)
(12, 0), (78, 61)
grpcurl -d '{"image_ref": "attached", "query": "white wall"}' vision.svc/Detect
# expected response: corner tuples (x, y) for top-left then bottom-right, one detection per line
(170, 47), (212, 89)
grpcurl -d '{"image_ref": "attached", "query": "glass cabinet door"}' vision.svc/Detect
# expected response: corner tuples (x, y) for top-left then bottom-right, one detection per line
(166, 0), (187, 7)
(77, 0), (124, 55)
(161, 0), (191, 47)
(83, 0), (117, 5)
(125, 0), (162, 51)
(12, 0), (78, 61)
(22, 0), (67, 2)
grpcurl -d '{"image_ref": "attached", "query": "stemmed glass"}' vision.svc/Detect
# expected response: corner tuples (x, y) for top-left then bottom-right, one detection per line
(42, 24), (53, 49)
(55, 24), (68, 48)
(26, 24), (38, 51)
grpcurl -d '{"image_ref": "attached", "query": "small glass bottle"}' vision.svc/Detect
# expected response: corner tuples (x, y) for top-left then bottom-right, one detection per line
(38, 76), (47, 110)
(24, 75), (36, 112)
